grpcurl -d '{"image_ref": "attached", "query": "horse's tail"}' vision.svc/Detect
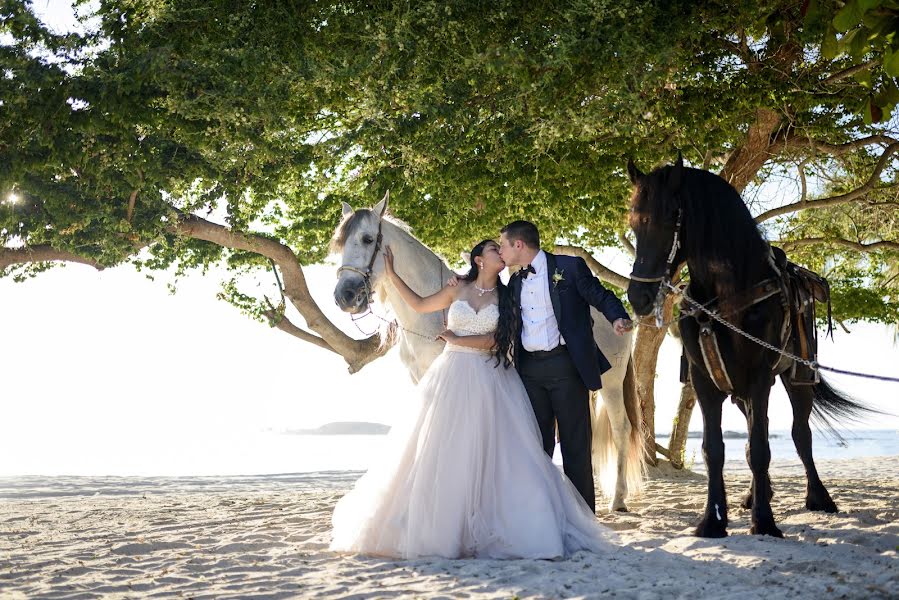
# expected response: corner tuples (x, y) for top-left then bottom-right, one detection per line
(810, 374), (876, 438)
(592, 357), (646, 500)
(623, 356), (647, 495)
(592, 397), (616, 499)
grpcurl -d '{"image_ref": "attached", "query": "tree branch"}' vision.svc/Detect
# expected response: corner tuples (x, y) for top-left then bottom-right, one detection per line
(3, 208), (392, 373)
(262, 309), (337, 353)
(655, 442), (671, 460)
(0, 245), (105, 271)
(776, 237), (899, 252)
(171, 210), (391, 373)
(553, 244), (630, 290)
(821, 59), (879, 86)
(126, 189), (138, 223)
(756, 142), (899, 223)
(617, 231), (636, 258)
(810, 135), (898, 156)
(798, 159), (808, 206)
(126, 169), (144, 223)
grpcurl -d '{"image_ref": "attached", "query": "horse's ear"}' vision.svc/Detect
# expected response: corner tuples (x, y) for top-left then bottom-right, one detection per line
(668, 152), (684, 191)
(627, 159), (644, 185)
(460, 251), (471, 264)
(373, 190), (389, 217)
(341, 202), (354, 218)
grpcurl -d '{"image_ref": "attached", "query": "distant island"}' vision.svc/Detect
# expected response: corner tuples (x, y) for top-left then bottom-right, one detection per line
(284, 422), (391, 435)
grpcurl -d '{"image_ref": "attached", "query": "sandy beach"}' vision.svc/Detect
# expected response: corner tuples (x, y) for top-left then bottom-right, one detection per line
(1, 457), (896, 599)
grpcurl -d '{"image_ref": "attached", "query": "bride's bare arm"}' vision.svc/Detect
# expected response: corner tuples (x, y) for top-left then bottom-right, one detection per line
(384, 246), (457, 314)
(437, 330), (496, 350)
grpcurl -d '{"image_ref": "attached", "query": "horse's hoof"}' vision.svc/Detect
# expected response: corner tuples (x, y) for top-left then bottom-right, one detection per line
(611, 504), (629, 513)
(750, 520), (784, 538)
(694, 517), (728, 538)
(806, 495), (838, 513)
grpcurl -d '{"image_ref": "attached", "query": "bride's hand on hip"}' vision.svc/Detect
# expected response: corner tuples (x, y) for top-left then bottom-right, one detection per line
(437, 329), (457, 343)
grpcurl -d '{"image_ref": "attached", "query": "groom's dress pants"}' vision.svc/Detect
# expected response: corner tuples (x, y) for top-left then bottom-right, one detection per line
(519, 346), (595, 513)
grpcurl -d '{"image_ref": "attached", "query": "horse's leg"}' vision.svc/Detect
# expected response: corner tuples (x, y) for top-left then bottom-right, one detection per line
(592, 320), (635, 512)
(692, 369), (729, 538)
(733, 397), (773, 510)
(746, 376), (783, 537)
(599, 384), (632, 512)
(733, 398), (755, 509)
(781, 375), (838, 513)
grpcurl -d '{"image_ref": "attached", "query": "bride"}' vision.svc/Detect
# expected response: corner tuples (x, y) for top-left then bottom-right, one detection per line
(330, 239), (617, 559)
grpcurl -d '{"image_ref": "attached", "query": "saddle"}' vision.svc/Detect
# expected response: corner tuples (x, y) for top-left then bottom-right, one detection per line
(771, 246), (832, 385)
(680, 245), (831, 393)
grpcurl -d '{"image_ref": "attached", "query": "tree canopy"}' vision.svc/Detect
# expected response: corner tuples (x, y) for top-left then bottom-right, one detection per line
(2, 0), (897, 369)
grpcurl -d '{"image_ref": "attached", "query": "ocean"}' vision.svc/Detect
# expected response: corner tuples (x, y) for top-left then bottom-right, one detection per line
(3, 428), (895, 478)
(672, 428), (899, 469)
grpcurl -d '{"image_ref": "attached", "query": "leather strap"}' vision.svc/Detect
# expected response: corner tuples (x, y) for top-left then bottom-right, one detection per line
(698, 318), (734, 394)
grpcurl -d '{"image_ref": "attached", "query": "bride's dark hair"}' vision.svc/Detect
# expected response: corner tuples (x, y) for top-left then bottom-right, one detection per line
(460, 239), (515, 369)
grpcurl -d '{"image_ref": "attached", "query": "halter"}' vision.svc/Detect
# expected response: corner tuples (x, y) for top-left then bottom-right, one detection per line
(336, 213), (385, 306)
(335, 212), (448, 334)
(629, 206), (683, 326)
(628, 207), (682, 284)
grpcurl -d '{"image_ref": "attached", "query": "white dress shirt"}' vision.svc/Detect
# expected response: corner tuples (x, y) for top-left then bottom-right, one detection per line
(520, 250), (565, 351)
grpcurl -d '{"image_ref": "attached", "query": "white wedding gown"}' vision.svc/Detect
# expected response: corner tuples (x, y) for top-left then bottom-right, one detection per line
(330, 300), (617, 559)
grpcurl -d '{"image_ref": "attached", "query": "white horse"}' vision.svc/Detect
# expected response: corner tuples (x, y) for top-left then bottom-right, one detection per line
(332, 193), (645, 511)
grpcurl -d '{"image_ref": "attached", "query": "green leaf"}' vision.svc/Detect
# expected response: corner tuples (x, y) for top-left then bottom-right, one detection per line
(853, 68), (873, 87)
(833, 1), (864, 32)
(884, 47), (899, 77)
(858, 0), (882, 11)
(822, 25), (839, 59)
(881, 77), (899, 104)
(849, 27), (871, 58)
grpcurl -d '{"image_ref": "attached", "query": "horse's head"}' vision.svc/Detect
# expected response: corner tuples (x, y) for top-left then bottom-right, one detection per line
(626, 155), (685, 316)
(331, 191), (389, 314)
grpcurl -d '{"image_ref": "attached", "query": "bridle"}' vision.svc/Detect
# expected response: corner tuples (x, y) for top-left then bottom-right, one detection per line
(334, 211), (449, 337)
(336, 214), (385, 307)
(629, 206), (683, 326)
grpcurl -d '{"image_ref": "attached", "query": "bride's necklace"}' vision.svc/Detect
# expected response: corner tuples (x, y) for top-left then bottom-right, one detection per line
(474, 282), (496, 297)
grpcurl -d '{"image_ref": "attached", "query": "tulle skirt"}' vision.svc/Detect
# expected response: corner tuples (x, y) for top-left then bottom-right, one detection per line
(329, 345), (617, 559)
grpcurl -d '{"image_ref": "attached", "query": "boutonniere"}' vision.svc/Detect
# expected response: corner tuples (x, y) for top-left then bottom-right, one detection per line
(552, 268), (565, 289)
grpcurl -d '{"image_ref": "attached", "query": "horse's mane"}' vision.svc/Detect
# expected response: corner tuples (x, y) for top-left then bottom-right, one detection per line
(639, 165), (769, 292)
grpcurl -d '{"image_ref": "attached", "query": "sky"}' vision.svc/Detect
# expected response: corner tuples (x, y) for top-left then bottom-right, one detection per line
(1, 1), (897, 476)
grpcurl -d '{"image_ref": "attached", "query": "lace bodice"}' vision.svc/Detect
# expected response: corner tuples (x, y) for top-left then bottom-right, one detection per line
(447, 300), (499, 336)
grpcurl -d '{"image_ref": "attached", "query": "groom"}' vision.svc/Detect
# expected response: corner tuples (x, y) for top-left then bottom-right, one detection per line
(499, 221), (632, 513)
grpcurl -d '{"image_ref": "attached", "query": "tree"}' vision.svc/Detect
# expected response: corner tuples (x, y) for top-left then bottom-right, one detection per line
(2, 1), (896, 464)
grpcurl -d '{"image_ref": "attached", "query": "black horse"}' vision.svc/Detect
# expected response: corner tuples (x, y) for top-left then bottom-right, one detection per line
(626, 156), (870, 538)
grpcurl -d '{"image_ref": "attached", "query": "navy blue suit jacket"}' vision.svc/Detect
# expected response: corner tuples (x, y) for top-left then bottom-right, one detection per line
(511, 252), (630, 391)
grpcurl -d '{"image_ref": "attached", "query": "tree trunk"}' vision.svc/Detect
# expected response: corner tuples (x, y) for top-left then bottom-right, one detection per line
(668, 381), (696, 469)
(632, 294), (676, 465)
(719, 108), (783, 193)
